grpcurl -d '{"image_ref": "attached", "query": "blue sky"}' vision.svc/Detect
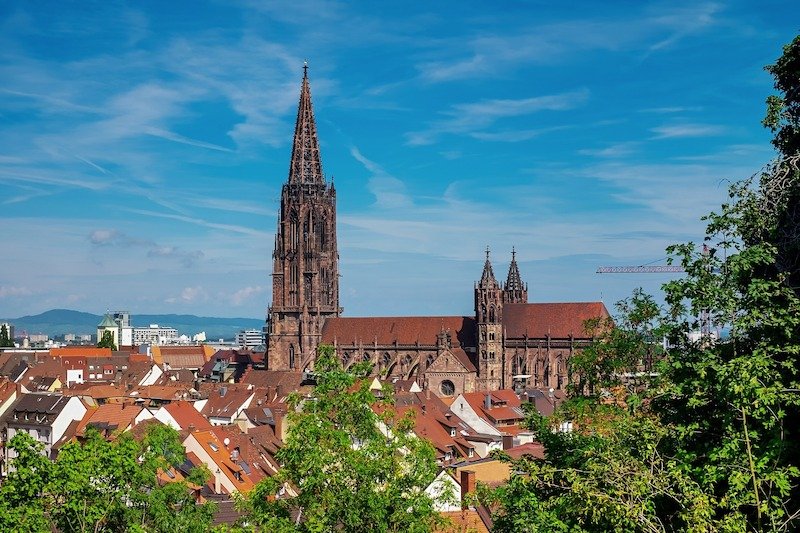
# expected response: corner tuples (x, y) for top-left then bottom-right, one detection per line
(0, 1), (797, 320)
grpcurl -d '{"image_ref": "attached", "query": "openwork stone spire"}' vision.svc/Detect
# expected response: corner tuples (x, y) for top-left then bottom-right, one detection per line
(479, 246), (498, 288)
(288, 64), (324, 184)
(505, 247), (523, 291)
(503, 246), (528, 304)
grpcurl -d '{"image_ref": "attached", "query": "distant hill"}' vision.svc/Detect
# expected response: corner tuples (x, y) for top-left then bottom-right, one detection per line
(0, 309), (264, 342)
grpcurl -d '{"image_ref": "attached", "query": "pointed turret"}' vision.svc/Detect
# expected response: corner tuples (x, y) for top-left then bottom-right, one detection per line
(474, 247), (504, 391)
(504, 247), (528, 303)
(479, 247), (498, 288)
(288, 64), (324, 185)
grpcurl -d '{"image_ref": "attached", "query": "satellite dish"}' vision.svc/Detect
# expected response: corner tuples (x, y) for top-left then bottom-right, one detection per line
(223, 437), (230, 447)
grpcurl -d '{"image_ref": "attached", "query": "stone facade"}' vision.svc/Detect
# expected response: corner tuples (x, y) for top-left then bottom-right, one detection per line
(266, 66), (340, 370)
(266, 69), (610, 395)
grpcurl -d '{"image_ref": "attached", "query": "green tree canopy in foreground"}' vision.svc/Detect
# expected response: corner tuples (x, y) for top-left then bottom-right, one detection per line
(235, 344), (447, 533)
(0, 425), (215, 533)
(487, 33), (800, 532)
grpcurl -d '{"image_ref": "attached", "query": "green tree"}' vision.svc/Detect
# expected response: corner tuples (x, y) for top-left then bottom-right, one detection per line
(570, 288), (665, 395)
(239, 344), (444, 532)
(488, 34), (800, 531)
(485, 403), (716, 532)
(0, 323), (13, 347)
(0, 425), (215, 533)
(97, 329), (117, 350)
(657, 33), (800, 531)
(0, 432), (53, 532)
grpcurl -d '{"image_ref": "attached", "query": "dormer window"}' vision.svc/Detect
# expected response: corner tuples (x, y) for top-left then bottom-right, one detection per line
(450, 428), (456, 437)
(468, 448), (475, 458)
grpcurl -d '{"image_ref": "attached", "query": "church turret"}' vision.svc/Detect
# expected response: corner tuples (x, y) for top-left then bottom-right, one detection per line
(503, 247), (528, 303)
(267, 65), (340, 371)
(474, 247), (503, 390)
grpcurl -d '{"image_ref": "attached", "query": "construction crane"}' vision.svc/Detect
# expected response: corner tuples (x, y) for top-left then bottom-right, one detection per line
(596, 265), (685, 274)
(596, 248), (717, 337)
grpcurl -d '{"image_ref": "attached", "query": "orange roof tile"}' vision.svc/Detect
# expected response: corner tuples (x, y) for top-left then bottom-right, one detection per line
(76, 402), (143, 438)
(50, 347), (112, 358)
(164, 400), (213, 432)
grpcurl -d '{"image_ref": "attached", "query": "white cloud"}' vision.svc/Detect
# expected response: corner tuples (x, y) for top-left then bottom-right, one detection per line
(650, 123), (726, 139)
(231, 285), (266, 306)
(0, 286), (33, 298)
(350, 146), (412, 208)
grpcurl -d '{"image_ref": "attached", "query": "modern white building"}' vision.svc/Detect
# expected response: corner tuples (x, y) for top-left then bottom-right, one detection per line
(236, 329), (265, 349)
(133, 324), (179, 345)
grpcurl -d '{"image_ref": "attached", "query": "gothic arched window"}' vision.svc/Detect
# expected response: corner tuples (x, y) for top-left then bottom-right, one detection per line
(289, 345), (295, 370)
(489, 306), (496, 322)
(426, 354), (435, 368)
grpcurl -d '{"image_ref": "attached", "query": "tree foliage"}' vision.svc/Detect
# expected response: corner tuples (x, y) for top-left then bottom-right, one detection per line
(488, 32), (800, 532)
(237, 344), (444, 532)
(0, 323), (13, 347)
(570, 288), (665, 395)
(0, 425), (215, 533)
(97, 329), (117, 350)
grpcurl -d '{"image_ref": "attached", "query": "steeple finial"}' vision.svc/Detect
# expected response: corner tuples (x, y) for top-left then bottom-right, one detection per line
(287, 64), (324, 184)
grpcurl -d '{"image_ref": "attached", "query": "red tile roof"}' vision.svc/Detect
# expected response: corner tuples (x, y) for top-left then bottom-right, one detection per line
(164, 400), (213, 432)
(50, 347), (112, 358)
(322, 316), (476, 347)
(76, 403), (143, 438)
(503, 302), (610, 339)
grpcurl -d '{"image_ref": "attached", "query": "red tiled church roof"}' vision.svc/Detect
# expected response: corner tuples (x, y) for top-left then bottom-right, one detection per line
(502, 302), (609, 339)
(321, 316), (475, 347)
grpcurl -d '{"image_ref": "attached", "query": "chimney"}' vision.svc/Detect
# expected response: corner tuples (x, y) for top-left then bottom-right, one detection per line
(460, 470), (476, 510)
(425, 388), (431, 400)
(502, 434), (514, 450)
(484, 394), (491, 410)
(214, 468), (221, 493)
(188, 423), (195, 433)
(276, 384), (283, 398)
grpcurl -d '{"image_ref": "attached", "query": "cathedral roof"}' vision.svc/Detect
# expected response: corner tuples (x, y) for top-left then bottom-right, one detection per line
(505, 248), (524, 291)
(502, 302), (610, 339)
(288, 64), (324, 185)
(321, 316), (476, 347)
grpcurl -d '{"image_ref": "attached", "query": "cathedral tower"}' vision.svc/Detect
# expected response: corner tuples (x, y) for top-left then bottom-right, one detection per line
(503, 247), (528, 304)
(475, 248), (503, 390)
(266, 66), (340, 370)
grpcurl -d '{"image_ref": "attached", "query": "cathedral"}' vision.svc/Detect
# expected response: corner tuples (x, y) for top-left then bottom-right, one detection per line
(266, 68), (609, 397)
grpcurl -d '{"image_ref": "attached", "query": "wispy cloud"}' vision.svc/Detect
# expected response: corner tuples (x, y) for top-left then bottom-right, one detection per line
(350, 146), (412, 208)
(89, 229), (204, 267)
(416, 3), (723, 83)
(406, 90), (588, 145)
(650, 123), (726, 139)
(124, 209), (270, 238)
(145, 128), (234, 152)
(579, 142), (639, 158)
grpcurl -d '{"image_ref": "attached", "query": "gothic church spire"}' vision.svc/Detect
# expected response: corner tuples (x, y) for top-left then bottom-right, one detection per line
(503, 247), (528, 304)
(479, 246), (498, 288)
(288, 63), (324, 184)
(505, 247), (523, 290)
